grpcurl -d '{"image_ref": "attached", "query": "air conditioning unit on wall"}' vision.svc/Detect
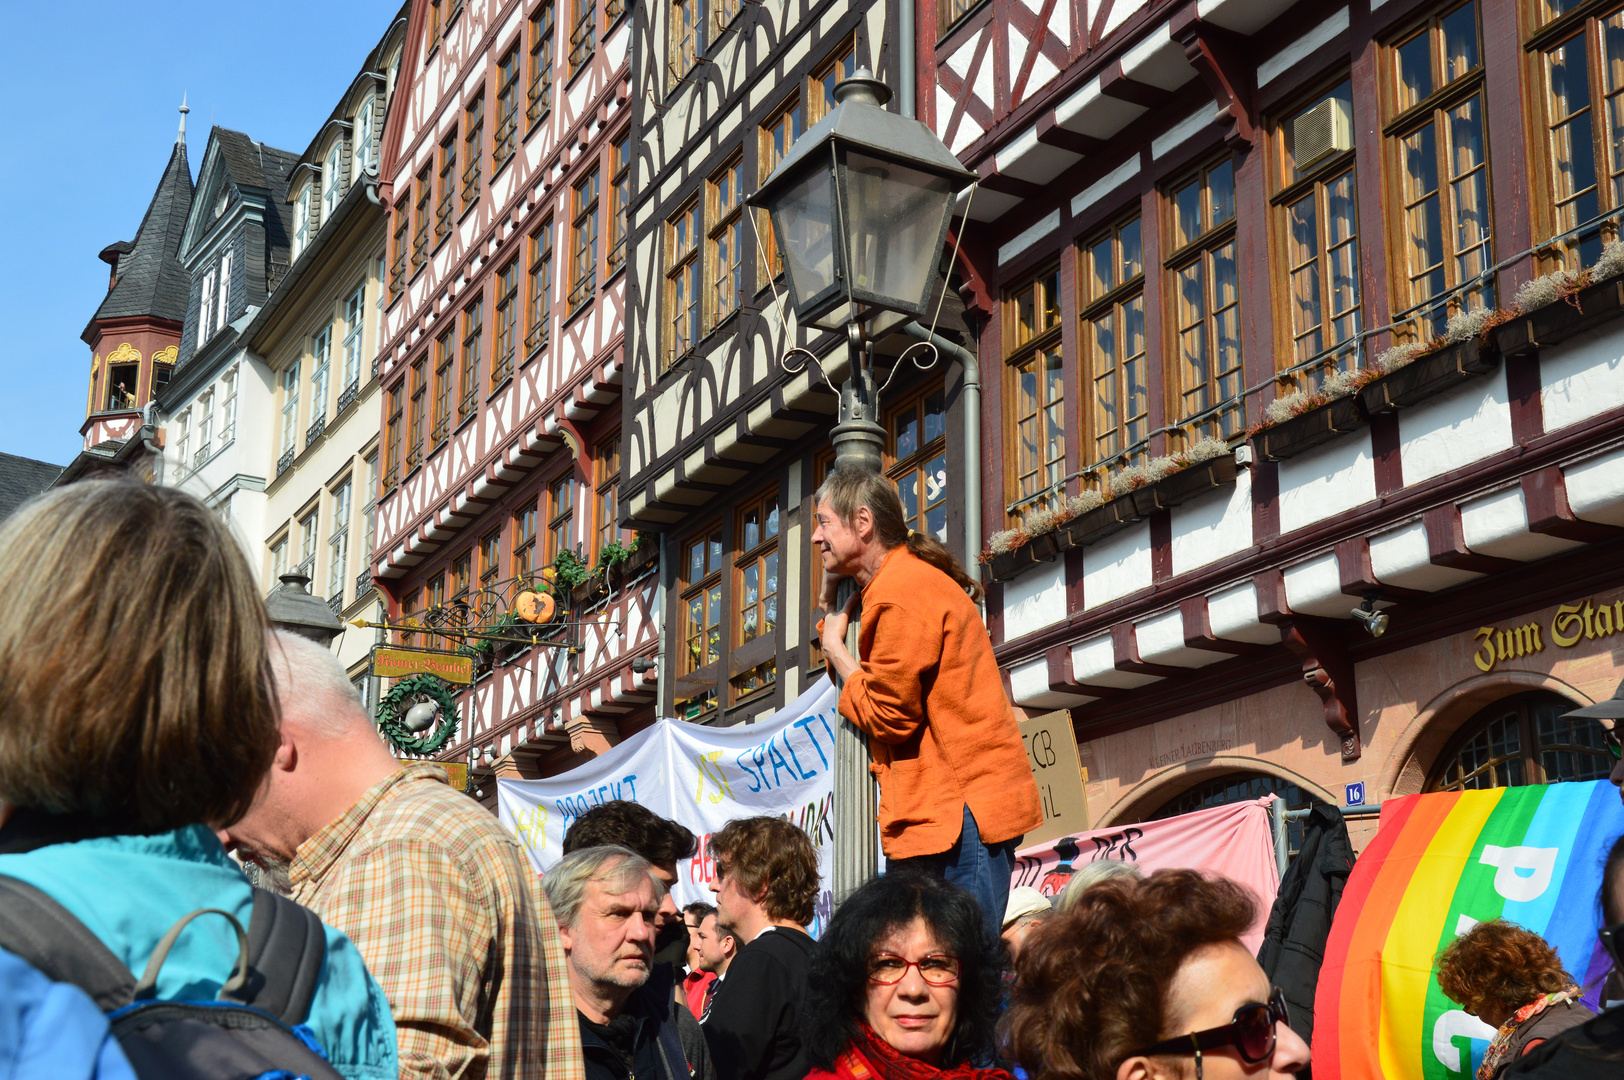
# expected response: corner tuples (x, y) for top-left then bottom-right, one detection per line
(1294, 98), (1353, 170)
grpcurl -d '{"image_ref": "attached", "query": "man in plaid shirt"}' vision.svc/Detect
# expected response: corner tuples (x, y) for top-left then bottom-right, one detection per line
(222, 631), (583, 1080)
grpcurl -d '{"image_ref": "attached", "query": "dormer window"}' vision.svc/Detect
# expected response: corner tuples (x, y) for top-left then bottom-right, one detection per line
(323, 143), (345, 220)
(294, 185), (313, 258)
(214, 190), (228, 218)
(356, 93), (377, 175)
(199, 268), (217, 350)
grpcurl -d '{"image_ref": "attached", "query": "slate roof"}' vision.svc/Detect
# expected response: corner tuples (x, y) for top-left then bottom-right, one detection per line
(82, 140), (194, 343)
(209, 127), (301, 257)
(0, 452), (63, 522)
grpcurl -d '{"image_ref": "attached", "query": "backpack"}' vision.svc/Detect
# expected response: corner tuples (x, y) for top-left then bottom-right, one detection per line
(0, 874), (343, 1080)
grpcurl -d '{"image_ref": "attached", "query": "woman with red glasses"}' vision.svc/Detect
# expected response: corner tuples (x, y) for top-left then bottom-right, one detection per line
(1002, 870), (1308, 1080)
(802, 871), (1011, 1080)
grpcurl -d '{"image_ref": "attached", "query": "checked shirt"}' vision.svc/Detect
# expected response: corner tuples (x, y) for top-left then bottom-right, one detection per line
(291, 762), (583, 1080)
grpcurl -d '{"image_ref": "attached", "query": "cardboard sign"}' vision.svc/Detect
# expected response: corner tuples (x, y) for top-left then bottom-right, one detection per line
(372, 647), (474, 685)
(1019, 709), (1090, 848)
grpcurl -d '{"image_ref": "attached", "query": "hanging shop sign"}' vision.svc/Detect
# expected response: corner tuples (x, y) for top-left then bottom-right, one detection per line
(497, 676), (842, 933)
(1313, 780), (1624, 1080)
(1471, 592), (1624, 672)
(1019, 710), (1091, 848)
(372, 646), (475, 685)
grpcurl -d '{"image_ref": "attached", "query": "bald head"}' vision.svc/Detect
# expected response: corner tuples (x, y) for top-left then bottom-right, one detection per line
(268, 630), (371, 739)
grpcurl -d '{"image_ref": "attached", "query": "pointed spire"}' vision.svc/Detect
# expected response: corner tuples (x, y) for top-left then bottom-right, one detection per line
(177, 93), (189, 147)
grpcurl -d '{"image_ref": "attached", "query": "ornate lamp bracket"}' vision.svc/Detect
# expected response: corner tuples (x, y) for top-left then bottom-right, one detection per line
(1280, 617), (1361, 762)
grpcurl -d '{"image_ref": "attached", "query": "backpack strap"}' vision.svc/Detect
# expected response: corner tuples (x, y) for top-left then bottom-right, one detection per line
(0, 873), (136, 1011)
(131, 907), (251, 1002)
(226, 887), (326, 1026)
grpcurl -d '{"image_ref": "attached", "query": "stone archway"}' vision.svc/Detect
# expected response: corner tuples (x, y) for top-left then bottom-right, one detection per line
(1096, 753), (1339, 829)
(1378, 672), (1593, 798)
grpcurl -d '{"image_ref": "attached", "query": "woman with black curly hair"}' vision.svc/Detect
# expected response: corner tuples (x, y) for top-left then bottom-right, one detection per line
(1436, 919), (1595, 1079)
(802, 871), (1010, 1080)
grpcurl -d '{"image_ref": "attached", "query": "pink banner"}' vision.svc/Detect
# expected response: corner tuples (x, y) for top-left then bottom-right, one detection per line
(1008, 797), (1281, 951)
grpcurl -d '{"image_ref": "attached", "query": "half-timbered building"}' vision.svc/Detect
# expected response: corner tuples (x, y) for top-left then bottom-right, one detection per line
(372, 0), (651, 792)
(621, 0), (983, 727)
(928, 0), (1624, 845)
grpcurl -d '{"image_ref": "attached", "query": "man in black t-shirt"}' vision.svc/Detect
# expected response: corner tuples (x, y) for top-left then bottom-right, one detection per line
(702, 817), (822, 1080)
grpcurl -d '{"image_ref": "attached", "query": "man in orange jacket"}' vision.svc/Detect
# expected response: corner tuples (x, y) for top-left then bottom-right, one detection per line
(814, 465), (1042, 942)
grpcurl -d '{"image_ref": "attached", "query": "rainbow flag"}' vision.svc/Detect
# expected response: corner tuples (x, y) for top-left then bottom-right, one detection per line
(1313, 780), (1624, 1080)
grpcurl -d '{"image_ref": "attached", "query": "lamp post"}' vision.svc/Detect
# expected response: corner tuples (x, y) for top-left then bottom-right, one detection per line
(751, 69), (975, 903)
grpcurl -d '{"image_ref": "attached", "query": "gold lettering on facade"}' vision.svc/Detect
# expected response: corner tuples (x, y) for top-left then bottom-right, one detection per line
(1552, 603), (1586, 648)
(1475, 622), (1546, 673)
(1474, 595), (1623, 667)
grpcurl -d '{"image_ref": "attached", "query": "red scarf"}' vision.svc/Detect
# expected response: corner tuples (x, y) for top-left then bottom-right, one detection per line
(805, 1023), (1013, 1080)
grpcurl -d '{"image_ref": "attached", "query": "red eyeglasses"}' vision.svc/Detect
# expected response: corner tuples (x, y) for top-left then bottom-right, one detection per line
(866, 953), (961, 986)
(1134, 988), (1290, 1066)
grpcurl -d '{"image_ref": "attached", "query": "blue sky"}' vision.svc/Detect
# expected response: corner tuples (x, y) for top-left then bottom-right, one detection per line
(0, 1), (405, 466)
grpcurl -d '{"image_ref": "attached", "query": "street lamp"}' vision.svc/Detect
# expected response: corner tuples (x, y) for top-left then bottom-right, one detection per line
(751, 68), (975, 471)
(752, 69), (974, 904)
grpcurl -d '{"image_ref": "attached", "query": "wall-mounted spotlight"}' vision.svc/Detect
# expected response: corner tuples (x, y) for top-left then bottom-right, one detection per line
(1351, 592), (1390, 638)
(631, 657), (657, 673)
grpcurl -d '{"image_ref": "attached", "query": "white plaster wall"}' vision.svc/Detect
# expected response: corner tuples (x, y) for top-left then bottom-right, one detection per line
(1002, 557), (1068, 640)
(1071, 633), (1160, 688)
(1397, 367), (1513, 486)
(1277, 433), (1376, 534)
(1170, 467), (1253, 576)
(1008, 654), (1097, 710)
(1136, 607), (1225, 668)
(1565, 445), (1624, 526)
(1283, 551), (1351, 618)
(1459, 486), (1583, 561)
(1368, 519), (1482, 592)
(1207, 581), (1279, 644)
(1541, 323), (1624, 433)
(1083, 521), (1153, 609)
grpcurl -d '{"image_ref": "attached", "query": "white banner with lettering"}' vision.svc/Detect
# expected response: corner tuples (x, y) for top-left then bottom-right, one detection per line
(497, 676), (842, 933)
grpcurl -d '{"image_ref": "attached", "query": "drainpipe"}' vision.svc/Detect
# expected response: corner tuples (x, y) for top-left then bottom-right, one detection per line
(897, 320), (979, 569)
(898, 0), (916, 118)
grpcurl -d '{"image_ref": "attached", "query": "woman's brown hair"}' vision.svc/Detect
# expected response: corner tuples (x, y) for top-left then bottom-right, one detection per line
(1002, 870), (1255, 1080)
(1436, 919), (1575, 1017)
(0, 480), (279, 831)
(815, 465), (983, 602)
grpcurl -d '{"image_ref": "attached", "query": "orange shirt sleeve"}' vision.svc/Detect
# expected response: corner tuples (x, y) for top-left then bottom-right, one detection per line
(838, 602), (943, 745)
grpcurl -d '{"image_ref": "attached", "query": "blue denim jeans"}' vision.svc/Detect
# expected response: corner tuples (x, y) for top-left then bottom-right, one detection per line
(889, 803), (1017, 947)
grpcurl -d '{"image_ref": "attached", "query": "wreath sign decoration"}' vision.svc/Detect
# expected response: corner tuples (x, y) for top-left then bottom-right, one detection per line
(376, 674), (461, 756)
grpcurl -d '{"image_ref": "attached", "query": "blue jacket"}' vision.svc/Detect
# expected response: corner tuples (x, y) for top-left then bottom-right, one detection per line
(0, 946), (136, 1080)
(0, 826), (398, 1080)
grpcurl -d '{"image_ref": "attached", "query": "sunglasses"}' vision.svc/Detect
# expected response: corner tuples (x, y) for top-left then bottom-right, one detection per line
(1601, 922), (1624, 970)
(866, 952), (961, 986)
(1135, 988), (1290, 1069)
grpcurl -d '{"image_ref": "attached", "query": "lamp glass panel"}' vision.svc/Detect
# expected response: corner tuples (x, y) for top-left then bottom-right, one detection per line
(769, 163), (838, 310)
(839, 151), (956, 315)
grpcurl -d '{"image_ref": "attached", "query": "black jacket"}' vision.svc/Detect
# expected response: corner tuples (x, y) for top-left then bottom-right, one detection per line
(1257, 803), (1354, 1056)
(702, 926), (815, 1080)
(580, 962), (717, 1080)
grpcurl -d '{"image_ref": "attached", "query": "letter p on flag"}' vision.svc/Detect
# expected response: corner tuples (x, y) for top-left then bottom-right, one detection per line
(1479, 845), (1559, 902)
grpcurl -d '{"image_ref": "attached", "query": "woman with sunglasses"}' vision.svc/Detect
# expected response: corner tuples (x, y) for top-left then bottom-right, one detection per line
(802, 871), (1010, 1080)
(1003, 869), (1308, 1080)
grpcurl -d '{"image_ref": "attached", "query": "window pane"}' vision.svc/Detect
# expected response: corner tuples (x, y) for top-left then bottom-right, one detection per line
(1442, 2), (1478, 83)
(895, 404), (919, 460)
(1396, 31), (1433, 111)
(923, 391), (945, 444)
(1449, 95), (1492, 297)
(1090, 236), (1114, 296)
(1174, 179), (1201, 248)
(1287, 191), (1324, 360)
(1208, 160), (1235, 226)
(1120, 218), (1143, 279)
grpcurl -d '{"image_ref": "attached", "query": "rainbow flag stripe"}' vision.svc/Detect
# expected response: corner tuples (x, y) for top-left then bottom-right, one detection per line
(1313, 780), (1624, 1080)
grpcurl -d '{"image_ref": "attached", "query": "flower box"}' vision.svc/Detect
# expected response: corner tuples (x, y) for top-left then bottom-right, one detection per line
(1127, 454), (1239, 517)
(1026, 531), (1063, 564)
(1058, 495), (1141, 549)
(1357, 337), (1500, 415)
(988, 542), (1042, 582)
(1495, 275), (1624, 358)
(1255, 394), (1365, 462)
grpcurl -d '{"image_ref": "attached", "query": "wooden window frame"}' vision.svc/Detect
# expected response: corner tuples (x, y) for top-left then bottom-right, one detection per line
(546, 472), (577, 564)
(527, 217), (555, 355)
(1426, 690), (1614, 790)
(390, 208), (409, 295)
(463, 93), (485, 209)
(731, 489), (780, 703)
(570, 0), (596, 76)
(608, 130), (630, 273)
(1164, 155), (1244, 448)
(885, 380), (950, 540)
(495, 45), (521, 171)
(383, 383), (403, 490)
(437, 132), (457, 245)
(432, 326), (455, 446)
(406, 358), (427, 470)
(757, 93), (805, 283)
(480, 527), (503, 587)
(570, 167), (600, 313)
(1381, 0), (1492, 338)
(412, 168), (431, 274)
(707, 152), (745, 329)
(459, 298), (483, 423)
(528, 1), (556, 127)
(670, 0), (700, 81)
(1002, 265), (1066, 522)
(594, 432), (623, 555)
(1078, 214), (1149, 489)
(677, 522), (724, 718)
(450, 550), (472, 600)
(514, 501), (539, 577)
(494, 257), (519, 385)
(666, 197), (702, 366)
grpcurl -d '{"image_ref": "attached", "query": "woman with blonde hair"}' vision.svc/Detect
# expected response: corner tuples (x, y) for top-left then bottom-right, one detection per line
(0, 481), (397, 1080)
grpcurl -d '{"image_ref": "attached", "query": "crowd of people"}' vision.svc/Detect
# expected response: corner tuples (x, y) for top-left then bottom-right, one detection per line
(3, 480), (1624, 1080)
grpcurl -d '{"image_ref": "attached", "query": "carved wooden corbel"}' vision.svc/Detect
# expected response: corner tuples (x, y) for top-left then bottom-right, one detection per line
(1170, 6), (1257, 149)
(1280, 617), (1361, 762)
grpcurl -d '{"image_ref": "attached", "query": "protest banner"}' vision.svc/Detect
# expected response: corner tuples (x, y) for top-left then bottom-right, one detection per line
(498, 675), (842, 933)
(1008, 796), (1281, 951)
(1313, 780), (1624, 1080)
